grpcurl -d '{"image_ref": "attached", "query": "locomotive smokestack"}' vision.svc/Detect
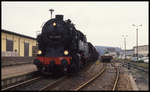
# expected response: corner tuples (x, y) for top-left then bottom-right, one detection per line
(56, 15), (64, 21)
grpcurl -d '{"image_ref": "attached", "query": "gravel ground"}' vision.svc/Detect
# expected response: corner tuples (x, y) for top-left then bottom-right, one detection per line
(80, 62), (133, 91)
(45, 60), (103, 90)
(127, 66), (149, 90)
(112, 60), (148, 91)
(10, 76), (65, 91)
(81, 63), (116, 90)
(45, 62), (135, 91)
(8, 61), (139, 91)
(116, 65), (133, 90)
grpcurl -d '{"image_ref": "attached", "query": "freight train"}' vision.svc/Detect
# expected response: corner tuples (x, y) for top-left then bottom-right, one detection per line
(33, 14), (99, 75)
(100, 53), (113, 63)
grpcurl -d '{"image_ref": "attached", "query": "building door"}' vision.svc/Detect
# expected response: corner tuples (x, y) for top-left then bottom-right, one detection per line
(24, 42), (29, 57)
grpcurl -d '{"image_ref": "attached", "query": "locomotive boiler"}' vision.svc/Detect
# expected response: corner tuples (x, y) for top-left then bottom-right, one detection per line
(33, 14), (99, 75)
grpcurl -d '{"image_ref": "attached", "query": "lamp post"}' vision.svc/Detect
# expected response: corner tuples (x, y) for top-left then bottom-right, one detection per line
(132, 24), (142, 61)
(49, 9), (54, 19)
(122, 35), (128, 60)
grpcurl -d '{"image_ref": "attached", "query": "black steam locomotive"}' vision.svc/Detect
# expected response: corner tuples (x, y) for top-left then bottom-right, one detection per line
(33, 14), (99, 75)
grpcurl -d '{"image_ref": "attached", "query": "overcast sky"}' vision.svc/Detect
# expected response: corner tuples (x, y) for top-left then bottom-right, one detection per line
(2, 1), (149, 49)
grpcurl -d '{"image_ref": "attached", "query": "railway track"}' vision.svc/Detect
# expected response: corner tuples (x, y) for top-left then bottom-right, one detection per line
(2, 75), (66, 91)
(39, 76), (67, 90)
(123, 62), (148, 72)
(112, 66), (120, 91)
(73, 64), (106, 91)
(2, 76), (41, 91)
(2, 62), (120, 91)
(40, 63), (97, 90)
(73, 63), (120, 91)
(2, 61), (96, 91)
(41, 63), (120, 91)
(40, 61), (104, 90)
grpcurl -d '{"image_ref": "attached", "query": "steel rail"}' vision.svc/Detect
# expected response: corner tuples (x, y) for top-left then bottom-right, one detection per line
(112, 67), (119, 91)
(40, 61), (99, 91)
(2, 76), (41, 91)
(73, 64), (106, 91)
(39, 76), (67, 91)
(123, 62), (148, 72)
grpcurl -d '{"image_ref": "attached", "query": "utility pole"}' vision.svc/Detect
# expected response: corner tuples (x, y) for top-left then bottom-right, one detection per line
(132, 24), (142, 61)
(49, 9), (54, 19)
(122, 35), (128, 60)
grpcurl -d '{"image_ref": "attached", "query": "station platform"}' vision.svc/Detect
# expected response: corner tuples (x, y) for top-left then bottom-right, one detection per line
(1, 64), (37, 80)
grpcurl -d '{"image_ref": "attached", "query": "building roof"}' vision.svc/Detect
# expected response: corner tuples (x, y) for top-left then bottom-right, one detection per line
(2, 29), (36, 40)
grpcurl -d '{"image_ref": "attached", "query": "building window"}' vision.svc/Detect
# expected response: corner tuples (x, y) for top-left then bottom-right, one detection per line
(6, 39), (13, 51)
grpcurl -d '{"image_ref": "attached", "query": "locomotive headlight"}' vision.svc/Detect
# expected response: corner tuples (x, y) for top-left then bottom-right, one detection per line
(64, 50), (69, 55)
(37, 50), (42, 55)
(53, 22), (56, 27)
